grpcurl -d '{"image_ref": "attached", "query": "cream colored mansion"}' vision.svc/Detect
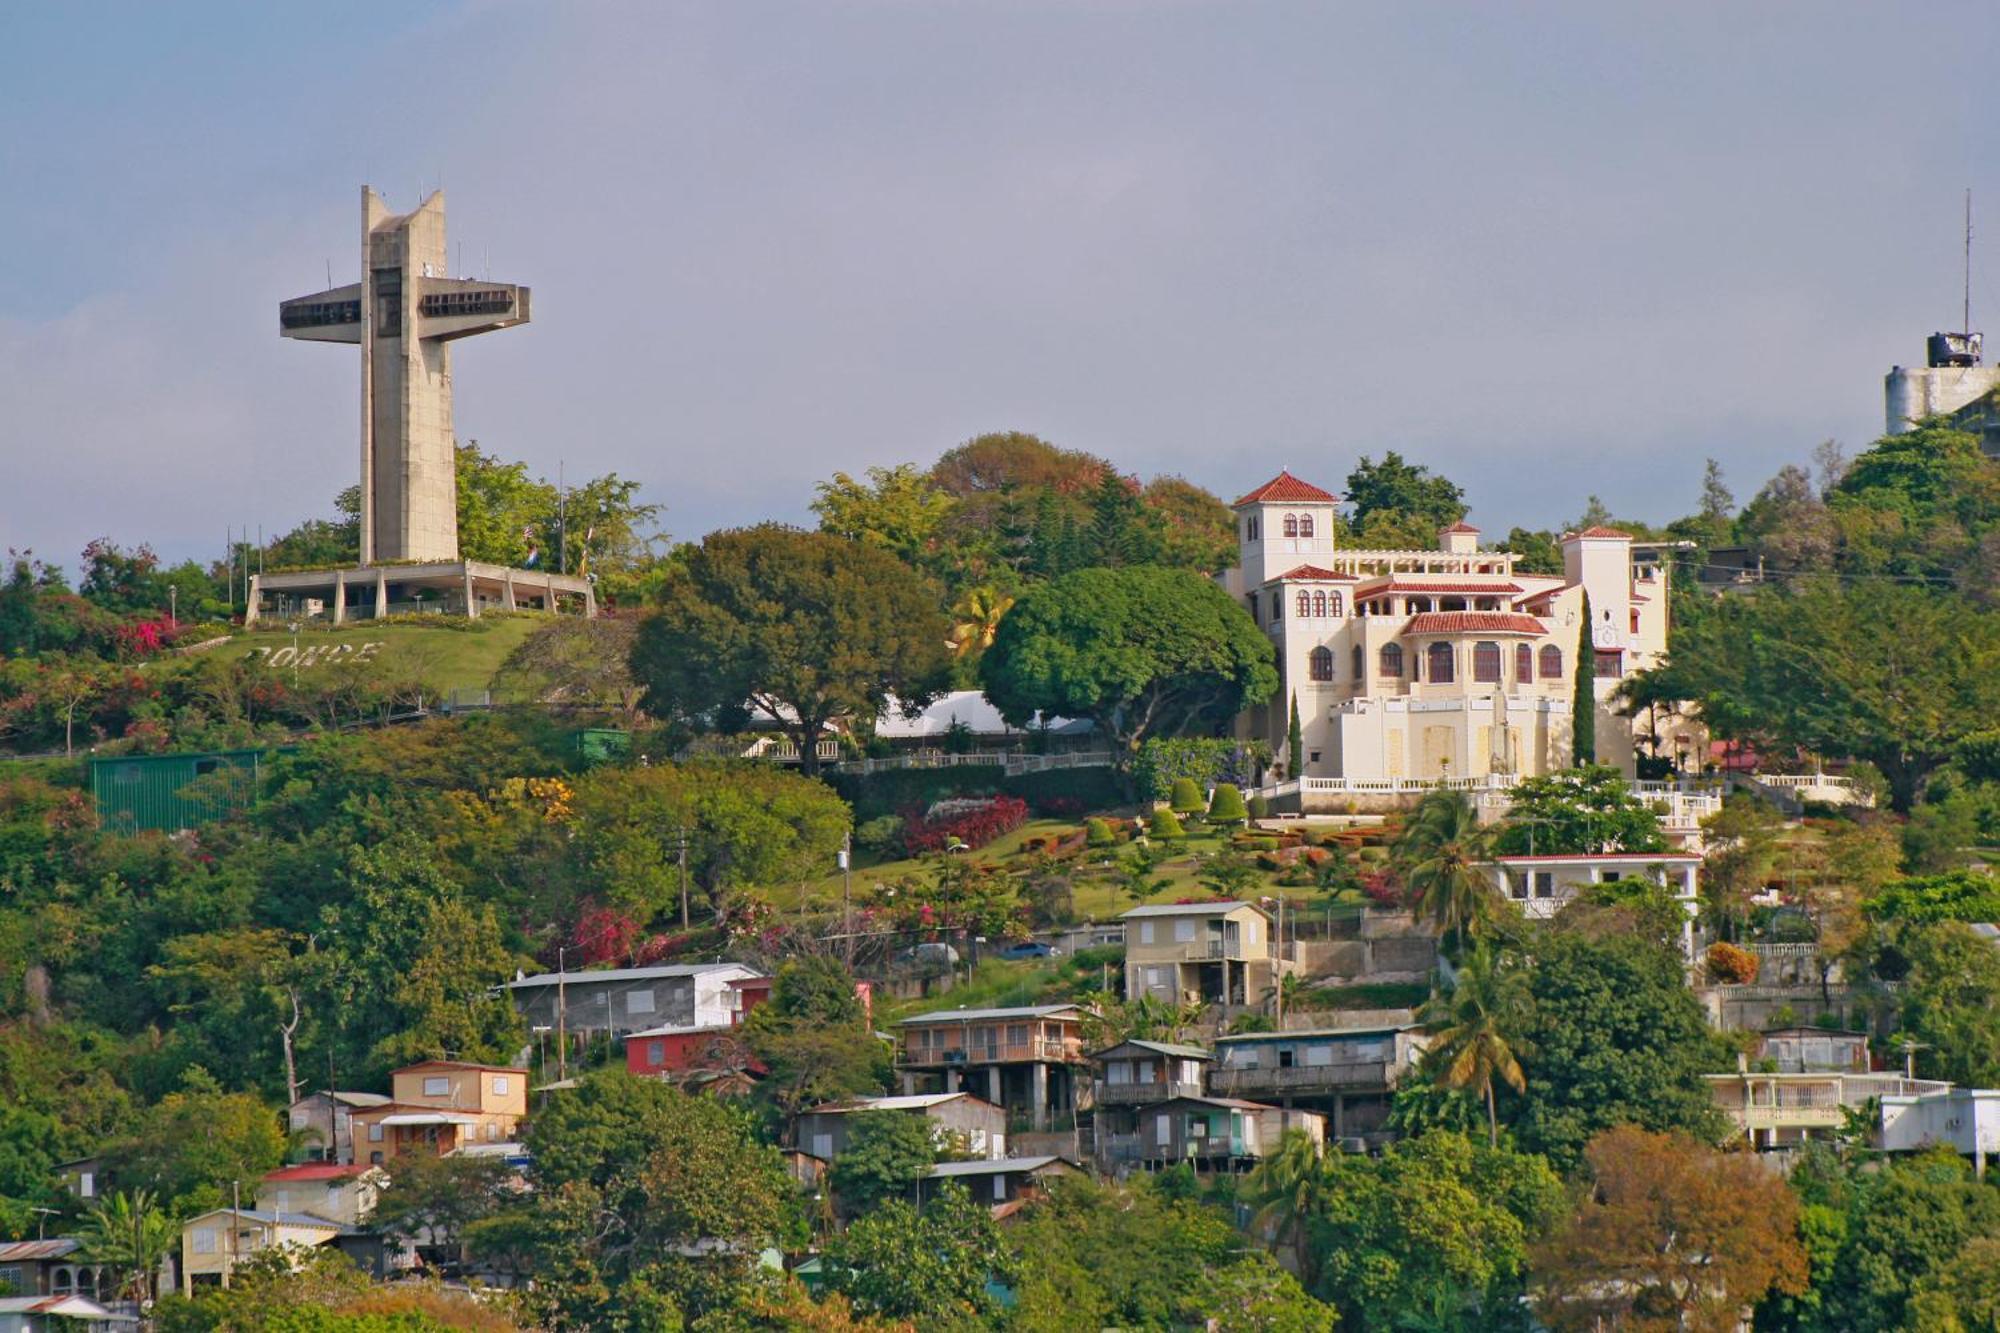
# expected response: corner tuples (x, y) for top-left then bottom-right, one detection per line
(1222, 470), (1672, 782)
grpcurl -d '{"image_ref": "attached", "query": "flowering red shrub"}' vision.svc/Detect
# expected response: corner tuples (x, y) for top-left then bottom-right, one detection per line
(572, 903), (643, 965)
(633, 932), (695, 966)
(900, 796), (1029, 854)
(1359, 872), (1401, 907)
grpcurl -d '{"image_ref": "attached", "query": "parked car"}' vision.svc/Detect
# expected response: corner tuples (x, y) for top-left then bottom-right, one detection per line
(895, 942), (961, 969)
(997, 940), (1055, 960)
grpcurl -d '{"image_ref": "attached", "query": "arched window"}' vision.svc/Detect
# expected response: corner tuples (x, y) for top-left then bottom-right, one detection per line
(1312, 591), (1327, 617)
(1473, 641), (1502, 683)
(1298, 513), (1315, 538)
(1516, 643), (1534, 683)
(1283, 514), (1299, 537)
(1309, 646), (1334, 682)
(1380, 643), (1404, 677)
(1426, 642), (1455, 684)
(1296, 590), (1312, 618)
(1540, 645), (1563, 678)
(1328, 591), (1343, 617)
(1352, 645), (1363, 680)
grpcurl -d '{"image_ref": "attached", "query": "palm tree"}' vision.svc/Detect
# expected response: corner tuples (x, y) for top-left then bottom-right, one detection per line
(1393, 788), (1501, 946)
(75, 1188), (176, 1305)
(946, 586), (1014, 659)
(1245, 1129), (1336, 1290)
(1421, 944), (1527, 1147)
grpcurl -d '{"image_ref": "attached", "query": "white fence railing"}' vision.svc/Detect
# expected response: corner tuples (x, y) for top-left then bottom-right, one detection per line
(694, 739), (1120, 777)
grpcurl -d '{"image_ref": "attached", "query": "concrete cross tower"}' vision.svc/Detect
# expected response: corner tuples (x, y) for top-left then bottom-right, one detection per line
(279, 188), (530, 564)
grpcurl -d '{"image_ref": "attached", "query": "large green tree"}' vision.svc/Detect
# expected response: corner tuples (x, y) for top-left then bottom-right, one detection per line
(980, 565), (1278, 762)
(743, 958), (888, 1119)
(566, 761), (849, 922)
(827, 1111), (936, 1215)
(1491, 764), (1667, 857)
(821, 1182), (1012, 1326)
(1502, 930), (1728, 1171)
(631, 525), (951, 776)
(521, 1074), (794, 1327)
(1305, 1131), (1565, 1330)
(1804, 1148), (2000, 1332)
(1011, 1176), (1333, 1331)
(1343, 452), (1468, 534)
(1893, 921), (2000, 1087)
(1628, 578), (2000, 810)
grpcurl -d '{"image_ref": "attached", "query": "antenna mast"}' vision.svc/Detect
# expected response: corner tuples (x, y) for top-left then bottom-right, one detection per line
(1965, 188), (1974, 335)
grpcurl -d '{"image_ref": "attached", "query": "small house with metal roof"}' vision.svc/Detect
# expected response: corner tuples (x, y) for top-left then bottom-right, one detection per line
(895, 1004), (1088, 1132)
(1120, 901), (1277, 1007)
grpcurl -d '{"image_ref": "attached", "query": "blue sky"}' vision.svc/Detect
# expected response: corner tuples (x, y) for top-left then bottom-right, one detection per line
(5, 1), (1999, 570)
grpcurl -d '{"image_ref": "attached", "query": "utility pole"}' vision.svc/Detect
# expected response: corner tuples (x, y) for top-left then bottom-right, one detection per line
(840, 832), (854, 965)
(675, 827), (691, 930)
(558, 460), (567, 575)
(556, 946), (568, 1082)
(1275, 895), (1286, 1026)
(229, 1179), (241, 1290)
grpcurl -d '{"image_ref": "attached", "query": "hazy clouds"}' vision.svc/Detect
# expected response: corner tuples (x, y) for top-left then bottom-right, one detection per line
(4, 1), (1998, 568)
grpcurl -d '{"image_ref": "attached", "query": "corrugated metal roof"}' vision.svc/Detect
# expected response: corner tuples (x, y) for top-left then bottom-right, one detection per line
(505, 962), (758, 989)
(1092, 1039), (1212, 1060)
(898, 1004), (1080, 1025)
(0, 1238), (79, 1261)
(808, 1092), (1000, 1114)
(263, 1163), (372, 1182)
(1120, 901), (1264, 919)
(1214, 1025), (1420, 1043)
(1152, 1094), (1289, 1112)
(927, 1155), (1070, 1177)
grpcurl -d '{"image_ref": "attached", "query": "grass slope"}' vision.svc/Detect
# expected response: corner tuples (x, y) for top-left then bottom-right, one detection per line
(221, 615), (543, 694)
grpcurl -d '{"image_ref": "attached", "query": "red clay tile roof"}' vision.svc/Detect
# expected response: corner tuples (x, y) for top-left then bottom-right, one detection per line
(1568, 525), (1633, 540)
(1404, 612), (1548, 636)
(1439, 521), (1481, 534)
(264, 1163), (371, 1182)
(1275, 564), (1361, 582)
(1358, 578), (1524, 595)
(1233, 470), (1338, 505)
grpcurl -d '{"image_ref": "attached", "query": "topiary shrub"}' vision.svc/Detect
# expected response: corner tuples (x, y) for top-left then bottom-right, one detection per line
(1207, 783), (1249, 827)
(1169, 777), (1206, 816)
(1085, 817), (1117, 848)
(1149, 808), (1187, 840)
(1249, 792), (1270, 820)
(1704, 940), (1759, 986)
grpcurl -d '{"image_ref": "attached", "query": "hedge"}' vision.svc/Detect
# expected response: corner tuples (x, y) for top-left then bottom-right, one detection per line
(827, 763), (1120, 821)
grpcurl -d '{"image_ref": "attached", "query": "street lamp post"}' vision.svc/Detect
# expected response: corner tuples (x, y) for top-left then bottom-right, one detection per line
(168, 585), (177, 630)
(287, 622), (301, 689)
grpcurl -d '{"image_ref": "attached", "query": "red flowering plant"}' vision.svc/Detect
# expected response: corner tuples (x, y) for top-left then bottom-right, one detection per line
(900, 795), (1029, 854)
(571, 902), (644, 965)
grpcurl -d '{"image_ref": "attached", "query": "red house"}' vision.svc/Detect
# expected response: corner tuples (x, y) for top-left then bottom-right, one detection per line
(623, 974), (874, 1078)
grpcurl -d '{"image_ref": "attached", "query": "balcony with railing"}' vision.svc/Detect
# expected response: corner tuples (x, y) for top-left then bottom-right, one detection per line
(900, 1038), (1086, 1068)
(1208, 1061), (1399, 1095)
(1094, 1077), (1207, 1107)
